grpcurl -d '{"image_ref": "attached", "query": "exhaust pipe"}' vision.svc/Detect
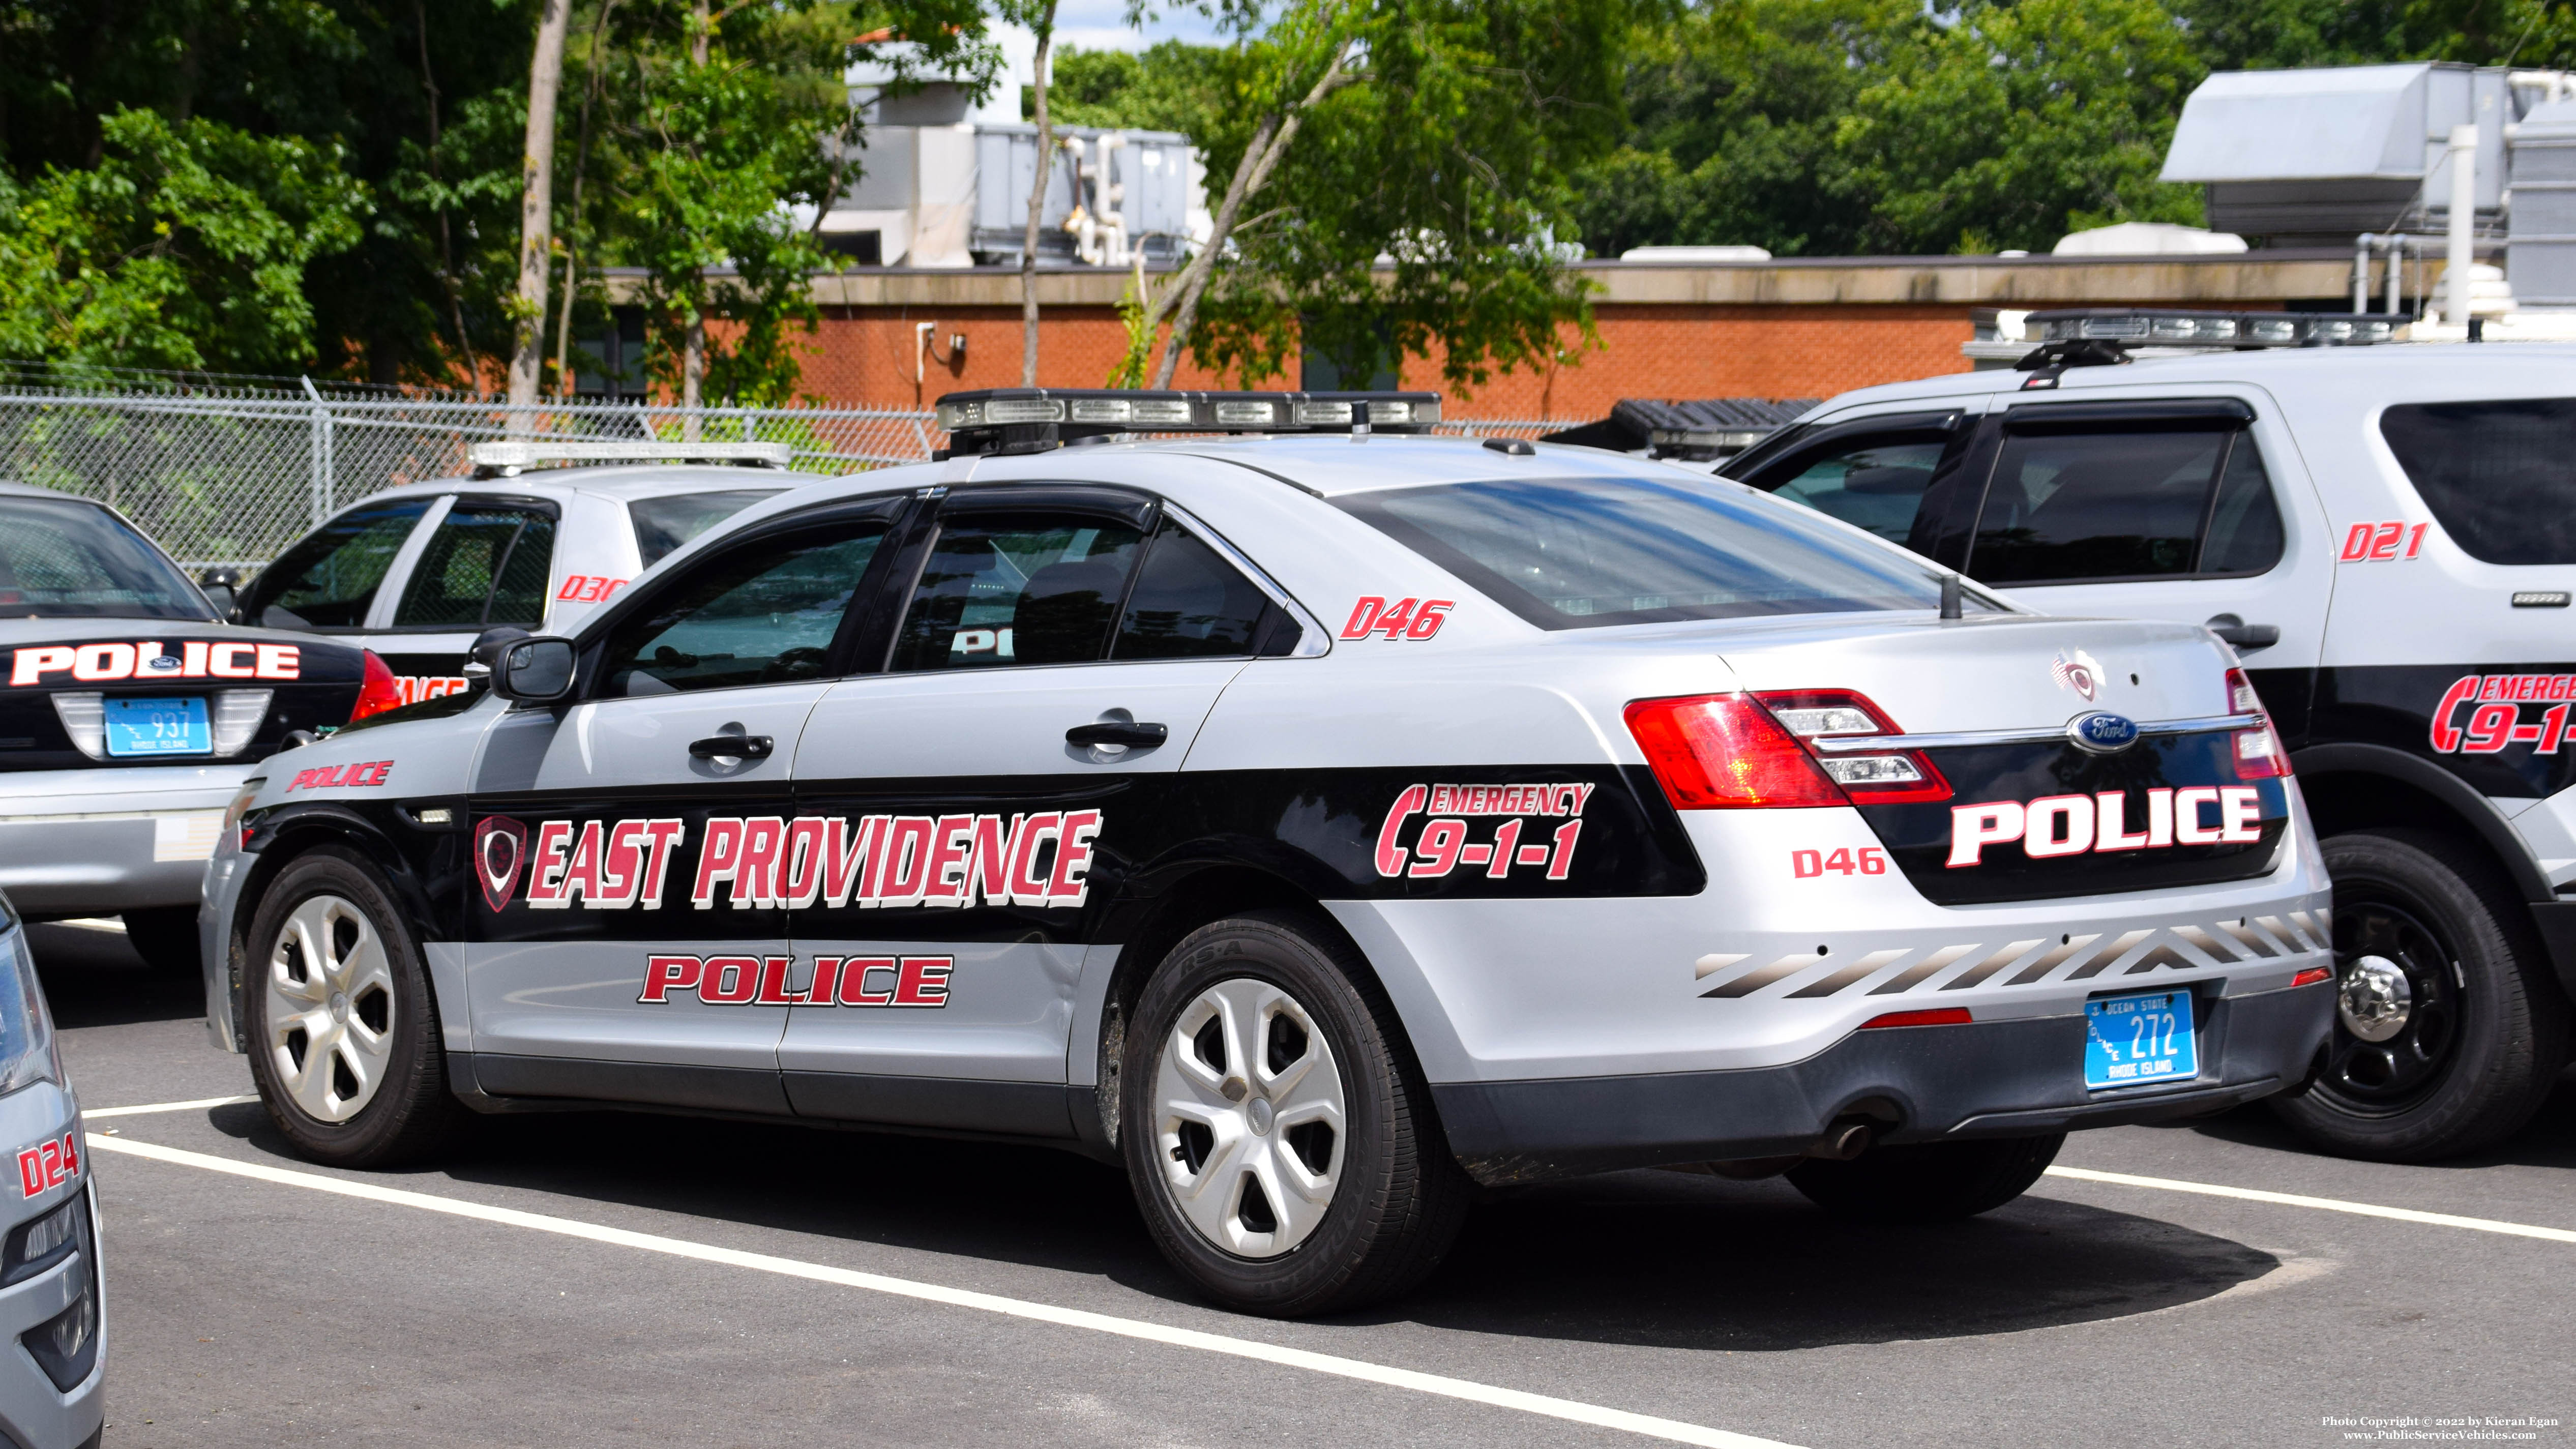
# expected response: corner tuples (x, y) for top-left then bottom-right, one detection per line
(1803, 1120), (1873, 1161)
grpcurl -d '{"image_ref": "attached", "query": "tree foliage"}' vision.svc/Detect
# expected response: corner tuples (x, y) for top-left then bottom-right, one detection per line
(1576, 0), (2576, 259)
(0, 108), (365, 370)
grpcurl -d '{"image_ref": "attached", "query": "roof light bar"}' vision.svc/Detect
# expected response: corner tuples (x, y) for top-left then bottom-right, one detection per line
(465, 440), (792, 476)
(935, 388), (1441, 457)
(2026, 309), (2403, 350)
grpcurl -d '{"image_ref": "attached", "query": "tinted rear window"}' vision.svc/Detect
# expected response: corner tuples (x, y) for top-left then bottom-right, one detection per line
(1337, 475), (1952, 630)
(0, 496), (210, 620)
(629, 490), (781, 569)
(2381, 399), (2576, 565)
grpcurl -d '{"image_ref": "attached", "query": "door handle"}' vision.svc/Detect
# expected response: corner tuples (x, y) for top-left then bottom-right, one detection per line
(1065, 721), (1169, 749)
(2204, 614), (2281, 650)
(689, 734), (774, 759)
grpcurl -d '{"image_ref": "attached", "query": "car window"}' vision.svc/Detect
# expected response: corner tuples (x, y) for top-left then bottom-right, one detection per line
(1337, 474), (1956, 630)
(237, 497), (432, 629)
(0, 495), (211, 620)
(1112, 522), (1273, 660)
(1767, 440), (1948, 545)
(629, 489), (782, 570)
(891, 513), (1147, 670)
(2380, 398), (2576, 565)
(393, 504), (557, 628)
(1969, 428), (2284, 585)
(599, 521), (886, 695)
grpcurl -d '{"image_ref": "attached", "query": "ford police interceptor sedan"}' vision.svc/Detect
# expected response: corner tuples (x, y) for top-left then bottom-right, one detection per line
(0, 482), (388, 970)
(199, 391), (2336, 1315)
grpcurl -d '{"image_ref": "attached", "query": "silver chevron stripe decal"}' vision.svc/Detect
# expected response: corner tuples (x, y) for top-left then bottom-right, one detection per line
(1992, 933), (2103, 988)
(1788, 948), (1913, 998)
(2066, 928), (2156, 980)
(1866, 943), (1980, 995)
(1701, 952), (1825, 999)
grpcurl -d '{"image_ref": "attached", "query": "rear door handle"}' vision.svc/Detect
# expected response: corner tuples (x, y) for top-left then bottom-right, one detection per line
(689, 734), (774, 759)
(1065, 721), (1169, 749)
(2204, 614), (2281, 650)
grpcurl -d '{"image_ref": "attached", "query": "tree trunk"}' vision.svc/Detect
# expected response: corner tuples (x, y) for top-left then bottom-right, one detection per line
(506, 0), (574, 428)
(1148, 39), (1352, 389)
(683, 312), (705, 440)
(551, 0), (619, 397)
(1020, 0), (1059, 387)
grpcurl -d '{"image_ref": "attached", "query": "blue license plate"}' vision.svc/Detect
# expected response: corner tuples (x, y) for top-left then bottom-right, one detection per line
(103, 697), (211, 757)
(2084, 989), (2198, 1090)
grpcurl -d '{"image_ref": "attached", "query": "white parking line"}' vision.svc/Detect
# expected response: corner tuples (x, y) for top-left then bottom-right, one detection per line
(2044, 1166), (2576, 1244)
(81, 1095), (258, 1120)
(88, 1134), (1798, 1449)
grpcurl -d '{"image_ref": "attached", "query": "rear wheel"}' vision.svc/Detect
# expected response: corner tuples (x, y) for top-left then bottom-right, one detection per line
(2268, 830), (2567, 1161)
(243, 848), (463, 1167)
(120, 907), (199, 974)
(1787, 1133), (2064, 1223)
(1120, 910), (1468, 1316)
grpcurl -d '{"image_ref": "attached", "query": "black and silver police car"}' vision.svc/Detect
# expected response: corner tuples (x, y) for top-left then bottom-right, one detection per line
(199, 390), (2335, 1315)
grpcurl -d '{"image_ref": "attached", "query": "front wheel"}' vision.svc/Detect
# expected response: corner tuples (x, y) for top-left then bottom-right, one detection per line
(1786, 1133), (2065, 1223)
(1120, 910), (1468, 1316)
(243, 847), (463, 1167)
(2267, 829), (2568, 1161)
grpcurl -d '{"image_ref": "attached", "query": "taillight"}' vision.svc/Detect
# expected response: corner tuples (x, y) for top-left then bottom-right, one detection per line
(351, 649), (404, 724)
(1754, 689), (1953, 804)
(2290, 966), (2332, 988)
(1623, 695), (1846, 809)
(2227, 668), (2289, 780)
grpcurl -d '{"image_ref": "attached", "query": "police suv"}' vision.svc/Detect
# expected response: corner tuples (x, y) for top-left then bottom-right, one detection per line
(1723, 314), (2576, 1163)
(201, 391), (2335, 1315)
(228, 441), (783, 707)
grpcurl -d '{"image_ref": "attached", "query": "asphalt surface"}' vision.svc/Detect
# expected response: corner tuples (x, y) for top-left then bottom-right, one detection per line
(26, 921), (2575, 1448)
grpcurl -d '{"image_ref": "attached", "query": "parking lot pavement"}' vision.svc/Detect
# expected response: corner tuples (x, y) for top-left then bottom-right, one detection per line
(28, 923), (2574, 1449)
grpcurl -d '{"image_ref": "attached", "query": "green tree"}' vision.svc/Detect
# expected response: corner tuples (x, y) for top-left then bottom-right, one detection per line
(1138, 0), (1651, 395)
(1042, 41), (1232, 136)
(1841, 0), (2208, 254)
(0, 108), (363, 370)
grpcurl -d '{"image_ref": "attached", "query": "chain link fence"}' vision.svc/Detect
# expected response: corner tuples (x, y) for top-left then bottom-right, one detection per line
(0, 371), (1559, 572)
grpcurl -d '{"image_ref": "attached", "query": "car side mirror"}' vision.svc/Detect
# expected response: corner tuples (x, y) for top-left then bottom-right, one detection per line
(493, 637), (577, 703)
(465, 626), (533, 681)
(198, 566), (243, 621)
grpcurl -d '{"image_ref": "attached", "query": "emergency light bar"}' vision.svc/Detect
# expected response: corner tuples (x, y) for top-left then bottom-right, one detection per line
(2027, 309), (2404, 349)
(466, 440), (792, 477)
(935, 388), (1442, 457)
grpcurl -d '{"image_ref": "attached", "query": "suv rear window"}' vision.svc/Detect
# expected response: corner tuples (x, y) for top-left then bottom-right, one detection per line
(1337, 475), (1953, 630)
(2381, 399), (2576, 565)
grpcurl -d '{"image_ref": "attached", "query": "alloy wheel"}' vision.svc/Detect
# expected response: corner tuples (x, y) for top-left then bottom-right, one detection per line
(263, 894), (397, 1123)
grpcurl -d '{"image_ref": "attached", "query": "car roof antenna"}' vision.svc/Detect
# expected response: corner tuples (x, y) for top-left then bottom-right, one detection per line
(1940, 573), (1963, 620)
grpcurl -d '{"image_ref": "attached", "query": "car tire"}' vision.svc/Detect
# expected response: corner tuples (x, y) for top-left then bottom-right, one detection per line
(1119, 909), (1469, 1317)
(1786, 1133), (2065, 1223)
(2268, 829), (2569, 1162)
(120, 907), (200, 974)
(243, 847), (463, 1167)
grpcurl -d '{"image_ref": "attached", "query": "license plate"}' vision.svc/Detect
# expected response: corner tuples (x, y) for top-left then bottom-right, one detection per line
(103, 697), (211, 757)
(2084, 989), (2198, 1090)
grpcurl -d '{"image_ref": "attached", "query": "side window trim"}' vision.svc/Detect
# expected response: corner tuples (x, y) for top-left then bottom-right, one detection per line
(359, 494), (454, 632)
(1965, 400), (2276, 586)
(1157, 500), (1330, 658)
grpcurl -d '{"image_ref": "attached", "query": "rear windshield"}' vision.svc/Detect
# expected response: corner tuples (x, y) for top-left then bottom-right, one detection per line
(0, 495), (211, 620)
(1337, 474), (1952, 629)
(629, 490), (781, 569)
(2380, 399), (2576, 565)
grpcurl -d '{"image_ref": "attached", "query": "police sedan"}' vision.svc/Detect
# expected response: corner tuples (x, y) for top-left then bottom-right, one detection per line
(198, 390), (2338, 1316)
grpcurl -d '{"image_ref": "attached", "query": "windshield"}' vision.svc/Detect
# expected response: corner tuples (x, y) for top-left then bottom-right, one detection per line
(1337, 474), (1953, 629)
(629, 490), (782, 570)
(0, 495), (212, 620)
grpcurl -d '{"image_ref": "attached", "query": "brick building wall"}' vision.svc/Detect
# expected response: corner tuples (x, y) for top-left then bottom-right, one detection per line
(715, 251), (2367, 418)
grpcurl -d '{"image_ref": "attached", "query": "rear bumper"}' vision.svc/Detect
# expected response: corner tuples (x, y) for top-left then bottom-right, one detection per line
(1432, 977), (2333, 1185)
(0, 765), (245, 915)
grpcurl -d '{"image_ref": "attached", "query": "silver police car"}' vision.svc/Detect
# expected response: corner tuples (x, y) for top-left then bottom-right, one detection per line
(199, 390), (2336, 1315)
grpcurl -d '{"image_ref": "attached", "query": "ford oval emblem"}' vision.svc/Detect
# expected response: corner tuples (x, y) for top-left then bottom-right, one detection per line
(2067, 711), (2141, 754)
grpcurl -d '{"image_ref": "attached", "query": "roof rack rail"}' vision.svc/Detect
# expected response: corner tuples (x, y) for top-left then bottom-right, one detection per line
(934, 388), (1442, 458)
(465, 440), (792, 478)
